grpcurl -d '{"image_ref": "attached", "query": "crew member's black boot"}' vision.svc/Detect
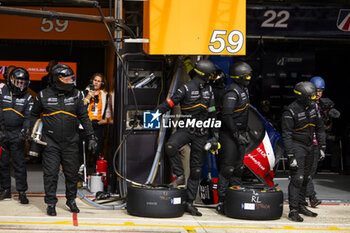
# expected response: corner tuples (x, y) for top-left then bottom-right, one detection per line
(298, 205), (318, 217)
(169, 174), (185, 188)
(66, 199), (80, 213)
(18, 191), (29, 204)
(47, 204), (57, 216)
(309, 195), (322, 208)
(185, 202), (202, 216)
(288, 209), (303, 222)
(0, 189), (11, 200)
(216, 202), (225, 215)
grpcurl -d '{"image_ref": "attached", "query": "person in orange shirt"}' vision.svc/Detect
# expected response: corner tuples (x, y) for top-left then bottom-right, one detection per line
(83, 73), (111, 168)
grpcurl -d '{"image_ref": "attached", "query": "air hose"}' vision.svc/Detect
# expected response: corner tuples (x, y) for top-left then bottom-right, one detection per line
(77, 189), (126, 210)
(145, 59), (182, 184)
(58, 171), (126, 210)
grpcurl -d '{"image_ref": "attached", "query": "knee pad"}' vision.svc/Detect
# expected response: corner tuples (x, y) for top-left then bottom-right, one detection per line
(292, 174), (304, 188)
(189, 167), (202, 180)
(165, 143), (178, 158)
(221, 166), (234, 179)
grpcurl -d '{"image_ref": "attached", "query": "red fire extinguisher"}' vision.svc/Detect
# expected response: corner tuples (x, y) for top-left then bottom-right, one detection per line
(96, 155), (108, 186)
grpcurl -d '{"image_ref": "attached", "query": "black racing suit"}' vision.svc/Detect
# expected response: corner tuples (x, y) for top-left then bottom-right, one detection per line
(217, 81), (250, 202)
(156, 76), (217, 203)
(281, 100), (326, 210)
(0, 85), (33, 192)
(30, 87), (95, 205)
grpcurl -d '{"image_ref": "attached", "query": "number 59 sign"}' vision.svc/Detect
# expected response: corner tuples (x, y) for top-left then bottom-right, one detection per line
(0, 7), (109, 41)
(209, 30), (244, 54)
(143, 0), (246, 55)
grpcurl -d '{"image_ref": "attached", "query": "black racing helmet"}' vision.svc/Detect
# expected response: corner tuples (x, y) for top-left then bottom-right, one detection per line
(229, 61), (252, 86)
(8, 67), (30, 95)
(210, 69), (227, 88)
(294, 81), (317, 106)
(194, 60), (216, 81)
(51, 64), (76, 92)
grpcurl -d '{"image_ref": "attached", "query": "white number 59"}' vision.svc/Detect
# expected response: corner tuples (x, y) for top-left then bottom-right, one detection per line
(41, 18), (69, 33)
(208, 30), (244, 54)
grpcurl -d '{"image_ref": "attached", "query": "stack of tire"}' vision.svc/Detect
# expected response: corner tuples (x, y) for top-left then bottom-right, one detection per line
(127, 185), (187, 218)
(224, 186), (283, 220)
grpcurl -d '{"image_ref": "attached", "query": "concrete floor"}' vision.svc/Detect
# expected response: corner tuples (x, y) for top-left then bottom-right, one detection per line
(0, 197), (349, 232)
(0, 164), (349, 232)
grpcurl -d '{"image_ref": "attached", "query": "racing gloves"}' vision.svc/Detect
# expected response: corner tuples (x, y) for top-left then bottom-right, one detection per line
(19, 128), (29, 141)
(319, 146), (326, 161)
(88, 135), (98, 154)
(205, 137), (221, 154)
(233, 131), (249, 145)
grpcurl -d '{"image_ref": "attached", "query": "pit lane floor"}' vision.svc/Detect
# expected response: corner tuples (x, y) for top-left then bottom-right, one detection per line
(0, 165), (349, 233)
(0, 197), (349, 233)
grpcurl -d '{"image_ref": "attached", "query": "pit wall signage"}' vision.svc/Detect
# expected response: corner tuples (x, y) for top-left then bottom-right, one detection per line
(143, 0), (246, 55)
(246, 4), (350, 38)
(0, 7), (110, 41)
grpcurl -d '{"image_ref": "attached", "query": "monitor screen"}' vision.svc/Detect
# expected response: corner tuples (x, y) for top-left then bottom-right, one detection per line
(0, 61), (77, 81)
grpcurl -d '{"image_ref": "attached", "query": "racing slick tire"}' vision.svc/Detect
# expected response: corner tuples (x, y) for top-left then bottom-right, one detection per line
(224, 186), (283, 220)
(127, 185), (187, 218)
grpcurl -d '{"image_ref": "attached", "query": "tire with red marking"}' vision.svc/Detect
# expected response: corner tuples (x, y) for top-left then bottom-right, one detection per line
(127, 185), (186, 218)
(224, 186), (283, 220)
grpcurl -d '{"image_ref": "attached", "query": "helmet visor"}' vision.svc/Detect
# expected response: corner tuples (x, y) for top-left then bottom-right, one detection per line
(59, 75), (75, 84)
(10, 77), (30, 90)
(308, 94), (316, 100)
(194, 68), (214, 80)
(230, 72), (252, 80)
(242, 74), (251, 80)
